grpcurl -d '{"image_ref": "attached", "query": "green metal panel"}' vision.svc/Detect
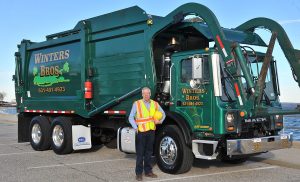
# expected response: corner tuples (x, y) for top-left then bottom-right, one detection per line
(77, 6), (149, 33)
(90, 25), (148, 114)
(179, 23), (267, 47)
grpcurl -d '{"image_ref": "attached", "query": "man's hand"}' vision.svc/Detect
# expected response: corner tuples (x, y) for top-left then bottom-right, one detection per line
(154, 120), (161, 124)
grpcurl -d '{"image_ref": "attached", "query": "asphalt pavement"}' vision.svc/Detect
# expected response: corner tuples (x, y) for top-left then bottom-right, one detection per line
(0, 114), (299, 182)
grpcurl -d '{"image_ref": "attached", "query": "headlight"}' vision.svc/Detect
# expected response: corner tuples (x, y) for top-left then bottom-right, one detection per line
(275, 115), (282, 121)
(275, 115), (283, 128)
(226, 113), (235, 124)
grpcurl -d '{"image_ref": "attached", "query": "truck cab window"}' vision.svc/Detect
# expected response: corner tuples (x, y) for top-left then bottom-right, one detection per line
(181, 59), (192, 83)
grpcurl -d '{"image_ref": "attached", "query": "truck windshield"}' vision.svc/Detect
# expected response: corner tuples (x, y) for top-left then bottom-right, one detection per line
(220, 55), (278, 102)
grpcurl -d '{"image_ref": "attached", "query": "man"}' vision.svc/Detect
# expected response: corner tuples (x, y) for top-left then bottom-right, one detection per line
(129, 87), (165, 181)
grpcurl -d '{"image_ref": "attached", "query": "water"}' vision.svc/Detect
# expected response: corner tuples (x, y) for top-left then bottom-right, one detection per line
(0, 107), (17, 115)
(1, 105), (300, 140)
(282, 103), (300, 141)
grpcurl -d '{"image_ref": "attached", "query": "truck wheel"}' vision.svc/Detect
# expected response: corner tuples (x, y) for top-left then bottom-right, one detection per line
(51, 117), (73, 155)
(104, 138), (117, 149)
(155, 125), (194, 174)
(29, 116), (51, 151)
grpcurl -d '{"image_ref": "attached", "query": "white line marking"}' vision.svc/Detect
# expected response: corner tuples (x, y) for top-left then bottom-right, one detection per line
(0, 151), (38, 157)
(28, 158), (130, 169)
(150, 166), (278, 182)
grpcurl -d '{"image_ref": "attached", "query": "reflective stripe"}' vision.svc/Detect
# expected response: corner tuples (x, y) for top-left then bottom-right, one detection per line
(136, 117), (154, 123)
(137, 121), (156, 132)
(142, 123), (146, 131)
(136, 100), (143, 118)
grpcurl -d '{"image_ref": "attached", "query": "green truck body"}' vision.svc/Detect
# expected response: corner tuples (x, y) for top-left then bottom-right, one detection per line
(14, 3), (300, 174)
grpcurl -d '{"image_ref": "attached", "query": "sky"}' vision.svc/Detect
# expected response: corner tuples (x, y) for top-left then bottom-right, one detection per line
(0, 0), (300, 103)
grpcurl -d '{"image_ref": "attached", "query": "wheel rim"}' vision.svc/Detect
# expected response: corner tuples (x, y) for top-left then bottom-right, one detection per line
(52, 125), (64, 147)
(159, 136), (178, 165)
(31, 123), (42, 144)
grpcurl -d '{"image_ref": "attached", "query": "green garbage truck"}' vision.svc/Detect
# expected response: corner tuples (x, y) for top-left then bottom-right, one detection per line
(14, 3), (300, 174)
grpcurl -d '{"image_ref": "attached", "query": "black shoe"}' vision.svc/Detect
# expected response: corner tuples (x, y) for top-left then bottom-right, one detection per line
(136, 174), (143, 181)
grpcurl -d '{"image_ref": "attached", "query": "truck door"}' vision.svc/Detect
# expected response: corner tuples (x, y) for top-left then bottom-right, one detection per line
(171, 53), (213, 131)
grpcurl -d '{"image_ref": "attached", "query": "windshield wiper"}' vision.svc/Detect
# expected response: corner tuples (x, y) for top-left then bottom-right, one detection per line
(263, 90), (271, 105)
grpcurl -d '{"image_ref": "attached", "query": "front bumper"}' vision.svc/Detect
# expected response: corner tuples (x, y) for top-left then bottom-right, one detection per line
(227, 133), (293, 155)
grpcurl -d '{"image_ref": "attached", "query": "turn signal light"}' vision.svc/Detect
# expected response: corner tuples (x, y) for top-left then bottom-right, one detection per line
(227, 126), (235, 131)
(276, 122), (283, 127)
(84, 80), (93, 99)
(240, 111), (246, 117)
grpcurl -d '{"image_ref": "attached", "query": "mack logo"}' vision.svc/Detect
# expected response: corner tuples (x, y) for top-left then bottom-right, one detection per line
(78, 137), (86, 142)
(244, 118), (267, 123)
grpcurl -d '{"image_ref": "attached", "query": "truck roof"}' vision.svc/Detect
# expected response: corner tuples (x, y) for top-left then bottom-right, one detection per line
(45, 5), (267, 47)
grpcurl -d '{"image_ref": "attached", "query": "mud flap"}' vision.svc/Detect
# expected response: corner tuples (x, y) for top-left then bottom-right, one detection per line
(18, 113), (31, 143)
(72, 125), (92, 150)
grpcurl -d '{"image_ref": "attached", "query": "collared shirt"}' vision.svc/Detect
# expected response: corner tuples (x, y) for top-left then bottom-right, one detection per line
(129, 99), (166, 130)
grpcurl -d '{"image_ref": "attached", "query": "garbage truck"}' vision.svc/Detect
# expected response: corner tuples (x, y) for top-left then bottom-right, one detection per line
(14, 3), (300, 174)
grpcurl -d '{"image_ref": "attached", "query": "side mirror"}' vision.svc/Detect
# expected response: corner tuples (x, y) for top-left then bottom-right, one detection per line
(192, 56), (203, 80)
(190, 56), (204, 88)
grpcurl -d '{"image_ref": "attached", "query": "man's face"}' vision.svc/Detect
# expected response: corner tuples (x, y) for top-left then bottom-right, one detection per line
(142, 89), (151, 102)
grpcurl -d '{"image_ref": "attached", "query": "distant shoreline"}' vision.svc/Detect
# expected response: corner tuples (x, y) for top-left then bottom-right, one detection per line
(0, 104), (16, 107)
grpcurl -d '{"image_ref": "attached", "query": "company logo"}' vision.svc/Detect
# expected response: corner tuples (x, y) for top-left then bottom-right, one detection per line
(34, 50), (69, 64)
(244, 118), (267, 123)
(78, 137), (86, 143)
(32, 49), (71, 87)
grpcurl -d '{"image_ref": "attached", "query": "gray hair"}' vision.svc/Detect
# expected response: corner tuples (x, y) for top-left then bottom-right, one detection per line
(142, 87), (151, 94)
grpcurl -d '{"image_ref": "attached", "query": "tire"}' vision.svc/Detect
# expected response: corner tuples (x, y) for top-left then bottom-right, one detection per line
(104, 138), (117, 149)
(51, 117), (73, 155)
(155, 125), (194, 174)
(29, 116), (51, 151)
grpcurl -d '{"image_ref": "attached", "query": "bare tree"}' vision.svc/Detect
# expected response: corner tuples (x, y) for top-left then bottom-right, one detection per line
(0, 92), (6, 101)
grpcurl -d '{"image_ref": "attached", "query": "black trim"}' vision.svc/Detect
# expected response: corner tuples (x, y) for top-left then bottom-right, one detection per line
(117, 127), (124, 152)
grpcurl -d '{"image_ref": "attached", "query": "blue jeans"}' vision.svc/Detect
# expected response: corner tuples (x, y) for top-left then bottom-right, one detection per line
(135, 130), (155, 175)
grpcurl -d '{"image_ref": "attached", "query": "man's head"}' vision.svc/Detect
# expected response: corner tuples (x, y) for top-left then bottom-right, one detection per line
(142, 87), (151, 102)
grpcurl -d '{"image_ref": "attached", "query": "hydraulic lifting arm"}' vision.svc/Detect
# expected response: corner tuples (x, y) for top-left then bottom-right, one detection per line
(235, 17), (300, 116)
(236, 17), (300, 87)
(146, 3), (254, 112)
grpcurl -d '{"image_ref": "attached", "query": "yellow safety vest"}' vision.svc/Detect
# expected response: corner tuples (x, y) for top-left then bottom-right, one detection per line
(135, 99), (159, 132)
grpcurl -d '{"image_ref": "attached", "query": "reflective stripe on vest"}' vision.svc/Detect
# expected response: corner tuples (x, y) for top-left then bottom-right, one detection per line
(135, 99), (158, 132)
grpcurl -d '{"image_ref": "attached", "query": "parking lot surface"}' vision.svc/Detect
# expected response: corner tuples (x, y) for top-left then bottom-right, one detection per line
(0, 114), (300, 182)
